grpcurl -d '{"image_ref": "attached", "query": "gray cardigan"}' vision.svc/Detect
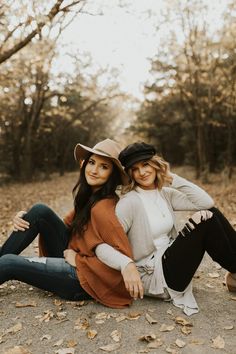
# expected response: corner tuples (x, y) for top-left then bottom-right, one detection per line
(115, 173), (214, 262)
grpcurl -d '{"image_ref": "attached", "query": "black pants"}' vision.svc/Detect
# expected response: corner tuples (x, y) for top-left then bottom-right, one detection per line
(0, 203), (69, 257)
(162, 207), (236, 292)
(0, 203), (91, 300)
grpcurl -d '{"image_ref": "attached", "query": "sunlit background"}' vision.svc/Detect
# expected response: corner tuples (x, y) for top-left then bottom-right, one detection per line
(58, 0), (228, 98)
(0, 0), (236, 182)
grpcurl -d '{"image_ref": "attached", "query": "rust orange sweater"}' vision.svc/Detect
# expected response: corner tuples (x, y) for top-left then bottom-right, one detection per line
(39, 198), (133, 308)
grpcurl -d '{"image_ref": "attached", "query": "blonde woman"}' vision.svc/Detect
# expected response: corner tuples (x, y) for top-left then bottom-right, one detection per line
(95, 142), (236, 315)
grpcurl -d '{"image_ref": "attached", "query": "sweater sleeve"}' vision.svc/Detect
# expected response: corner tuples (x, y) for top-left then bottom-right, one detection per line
(115, 196), (134, 233)
(167, 173), (214, 211)
(95, 243), (133, 272)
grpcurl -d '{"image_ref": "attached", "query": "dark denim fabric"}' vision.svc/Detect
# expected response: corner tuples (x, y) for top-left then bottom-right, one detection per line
(0, 204), (91, 300)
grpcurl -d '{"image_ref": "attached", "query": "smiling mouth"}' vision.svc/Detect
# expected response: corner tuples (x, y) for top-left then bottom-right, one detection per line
(88, 175), (98, 179)
(140, 176), (150, 180)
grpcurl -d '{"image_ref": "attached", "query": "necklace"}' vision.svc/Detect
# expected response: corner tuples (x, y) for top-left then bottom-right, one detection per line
(145, 189), (166, 218)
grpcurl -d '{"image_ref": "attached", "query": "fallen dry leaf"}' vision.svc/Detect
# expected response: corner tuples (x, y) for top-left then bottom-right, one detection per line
(159, 324), (175, 332)
(55, 349), (75, 354)
(4, 323), (23, 335)
(74, 317), (89, 330)
(139, 334), (156, 342)
(208, 272), (220, 278)
(127, 311), (142, 320)
(76, 300), (86, 306)
(4, 347), (32, 354)
(38, 309), (54, 323)
(165, 346), (178, 354)
(190, 338), (205, 345)
(175, 338), (186, 348)
(145, 313), (158, 324)
(175, 316), (192, 327)
(67, 340), (77, 347)
(15, 301), (37, 308)
(87, 329), (97, 339)
(95, 312), (108, 320)
(110, 329), (121, 342)
(99, 343), (121, 352)
(181, 326), (192, 335)
(147, 338), (163, 348)
(53, 339), (64, 347)
(25, 340), (32, 346)
(223, 325), (234, 330)
(115, 314), (127, 322)
(40, 334), (51, 341)
(166, 309), (174, 316)
(56, 311), (67, 321)
(54, 299), (63, 306)
(211, 335), (225, 349)
(206, 283), (215, 288)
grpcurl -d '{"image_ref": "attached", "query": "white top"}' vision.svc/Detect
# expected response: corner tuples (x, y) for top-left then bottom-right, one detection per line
(136, 187), (173, 243)
(95, 173), (215, 315)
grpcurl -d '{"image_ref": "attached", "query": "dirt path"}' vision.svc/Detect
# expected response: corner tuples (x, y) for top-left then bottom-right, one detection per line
(0, 172), (236, 354)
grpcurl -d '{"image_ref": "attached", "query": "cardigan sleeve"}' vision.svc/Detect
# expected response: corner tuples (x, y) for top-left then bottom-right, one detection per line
(95, 243), (133, 272)
(166, 173), (214, 211)
(115, 195), (134, 233)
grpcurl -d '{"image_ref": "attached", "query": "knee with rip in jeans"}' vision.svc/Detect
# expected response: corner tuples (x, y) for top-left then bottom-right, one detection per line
(179, 210), (213, 237)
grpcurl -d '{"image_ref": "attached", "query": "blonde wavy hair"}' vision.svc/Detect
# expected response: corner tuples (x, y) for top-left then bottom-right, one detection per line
(121, 155), (172, 194)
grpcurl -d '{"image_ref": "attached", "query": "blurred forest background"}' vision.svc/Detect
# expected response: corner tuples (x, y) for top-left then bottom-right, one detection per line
(0, 0), (236, 184)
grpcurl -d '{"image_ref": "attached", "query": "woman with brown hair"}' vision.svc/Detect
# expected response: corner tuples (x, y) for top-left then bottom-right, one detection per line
(0, 139), (141, 308)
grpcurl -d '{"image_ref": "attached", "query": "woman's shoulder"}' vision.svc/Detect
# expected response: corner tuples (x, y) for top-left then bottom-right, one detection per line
(92, 198), (116, 218)
(91, 198), (122, 228)
(116, 190), (142, 213)
(93, 197), (116, 210)
(161, 186), (178, 199)
(120, 190), (139, 201)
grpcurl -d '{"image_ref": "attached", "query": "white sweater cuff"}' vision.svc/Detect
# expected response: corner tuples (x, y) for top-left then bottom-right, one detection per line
(95, 243), (133, 272)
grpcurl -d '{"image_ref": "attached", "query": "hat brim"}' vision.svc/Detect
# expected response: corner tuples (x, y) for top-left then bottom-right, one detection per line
(124, 153), (155, 170)
(74, 143), (129, 185)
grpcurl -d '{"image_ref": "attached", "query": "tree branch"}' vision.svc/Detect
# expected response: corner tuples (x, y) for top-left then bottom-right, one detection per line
(0, 0), (87, 64)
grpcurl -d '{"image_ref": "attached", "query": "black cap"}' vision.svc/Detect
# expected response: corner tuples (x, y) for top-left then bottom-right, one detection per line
(119, 142), (156, 170)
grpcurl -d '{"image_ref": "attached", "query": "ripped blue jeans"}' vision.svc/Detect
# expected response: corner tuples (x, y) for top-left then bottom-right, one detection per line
(0, 203), (91, 300)
(0, 254), (91, 300)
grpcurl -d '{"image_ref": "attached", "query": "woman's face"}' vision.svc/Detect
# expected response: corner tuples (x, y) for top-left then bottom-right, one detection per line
(85, 154), (113, 191)
(130, 160), (156, 190)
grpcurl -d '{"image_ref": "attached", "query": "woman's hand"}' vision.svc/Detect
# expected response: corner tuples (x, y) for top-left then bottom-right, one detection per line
(64, 249), (77, 267)
(122, 262), (144, 300)
(191, 210), (213, 224)
(13, 211), (29, 231)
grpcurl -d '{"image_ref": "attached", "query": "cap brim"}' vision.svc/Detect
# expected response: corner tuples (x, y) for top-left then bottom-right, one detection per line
(125, 153), (155, 170)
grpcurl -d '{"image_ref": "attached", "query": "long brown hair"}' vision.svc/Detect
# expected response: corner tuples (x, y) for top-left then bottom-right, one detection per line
(70, 154), (121, 237)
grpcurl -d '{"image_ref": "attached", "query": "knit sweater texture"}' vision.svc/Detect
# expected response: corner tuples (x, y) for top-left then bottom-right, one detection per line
(40, 198), (133, 308)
